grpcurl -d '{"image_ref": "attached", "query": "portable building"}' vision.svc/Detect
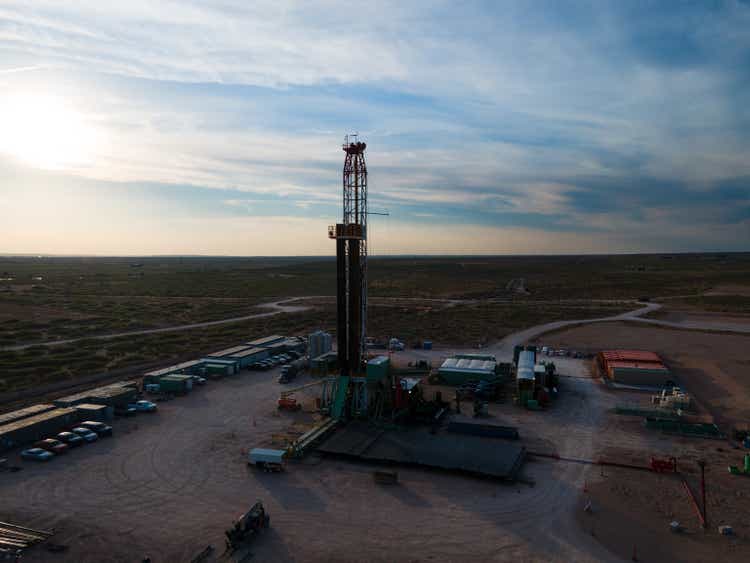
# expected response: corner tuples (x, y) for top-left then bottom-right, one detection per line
(198, 358), (238, 375)
(75, 403), (114, 421)
(202, 363), (233, 378)
(454, 353), (496, 362)
(144, 365), (181, 381)
(158, 375), (192, 394)
(163, 374), (194, 390)
(366, 356), (390, 382)
(144, 361), (203, 384)
(598, 349), (671, 386)
(600, 350), (662, 364)
(246, 335), (285, 349)
(607, 361), (671, 386)
(264, 343), (287, 356)
(225, 347), (268, 368)
(0, 404), (56, 427)
(54, 382), (136, 408)
(0, 408), (79, 452)
(439, 355), (497, 385)
(88, 386), (137, 407)
(206, 345), (252, 359)
(515, 353), (536, 407)
(172, 359), (206, 375)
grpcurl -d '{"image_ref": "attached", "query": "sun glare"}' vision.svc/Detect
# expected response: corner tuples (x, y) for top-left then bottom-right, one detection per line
(0, 94), (97, 169)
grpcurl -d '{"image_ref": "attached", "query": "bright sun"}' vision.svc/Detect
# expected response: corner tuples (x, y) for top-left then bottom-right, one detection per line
(0, 94), (97, 169)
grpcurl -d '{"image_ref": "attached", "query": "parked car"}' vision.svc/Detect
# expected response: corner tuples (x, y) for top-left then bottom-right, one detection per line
(21, 448), (54, 461)
(79, 420), (113, 437)
(71, 427), (99, 442)
(33, 438), (68, 455)
(130, 400), (157, 413)
(57, 431), (84, 447)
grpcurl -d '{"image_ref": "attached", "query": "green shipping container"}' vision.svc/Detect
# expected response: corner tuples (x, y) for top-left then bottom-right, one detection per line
(204, 363), (230, 377)
(158, 376), (189, 393)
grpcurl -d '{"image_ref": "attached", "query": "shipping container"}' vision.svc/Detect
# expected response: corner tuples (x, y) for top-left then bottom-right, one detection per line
(54, 382), (136, 408)
(438, 355), (497, 385)
(207, 344), (253, 358)
(0, 408), (79, 452)
(203, 363), (232, 378)
(199, 358), (238, 375)
(74, 403), (114, 422)
(246, 335), (285, 348)
(225, 347), (268, 368)
(158, 376), (191, 394)
(162, 374), (193, 390)
(0, 403), (56, 427)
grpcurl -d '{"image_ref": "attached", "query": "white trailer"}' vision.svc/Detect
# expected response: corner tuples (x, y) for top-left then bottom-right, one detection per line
(248, 448), (286, 472)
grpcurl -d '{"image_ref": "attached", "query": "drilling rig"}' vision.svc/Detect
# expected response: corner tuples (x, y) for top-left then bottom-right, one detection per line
(327, 135), (369, 418)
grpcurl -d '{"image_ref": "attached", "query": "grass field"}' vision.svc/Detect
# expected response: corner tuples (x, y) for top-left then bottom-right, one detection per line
(1, 252), (749, 393)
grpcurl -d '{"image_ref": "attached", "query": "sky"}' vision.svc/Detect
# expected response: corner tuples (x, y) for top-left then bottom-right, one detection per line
(1, 0), (749, 255)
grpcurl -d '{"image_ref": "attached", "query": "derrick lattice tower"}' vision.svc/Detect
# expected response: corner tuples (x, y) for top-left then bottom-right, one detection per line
(328, 134), (368, 377)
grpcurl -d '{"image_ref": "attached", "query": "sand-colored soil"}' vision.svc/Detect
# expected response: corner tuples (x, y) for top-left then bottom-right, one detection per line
(540, 321), (750, 428)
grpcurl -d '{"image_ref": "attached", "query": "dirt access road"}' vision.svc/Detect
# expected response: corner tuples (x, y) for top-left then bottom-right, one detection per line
(3, 313), (749, 561)
(7, 294), (750, 353)
(1, 298), (315, 352)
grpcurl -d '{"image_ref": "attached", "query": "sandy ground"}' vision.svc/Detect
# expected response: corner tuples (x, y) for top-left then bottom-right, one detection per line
(537, 321), (750, 429)
(645, 310), (750, 332)
(2, 317), (749, 562)
(705, 284), (750, 297)
(2, 361), (622, 563)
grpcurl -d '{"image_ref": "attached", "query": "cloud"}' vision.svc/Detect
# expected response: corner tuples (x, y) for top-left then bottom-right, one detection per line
(1, 1), (749, 253)
(0, 65), (46, 74)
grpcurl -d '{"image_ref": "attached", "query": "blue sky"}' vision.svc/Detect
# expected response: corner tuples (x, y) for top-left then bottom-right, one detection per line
(1, 0), (749, 255)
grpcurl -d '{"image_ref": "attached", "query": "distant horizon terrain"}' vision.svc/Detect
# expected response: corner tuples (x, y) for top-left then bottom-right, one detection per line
(2, 251), (750, 259)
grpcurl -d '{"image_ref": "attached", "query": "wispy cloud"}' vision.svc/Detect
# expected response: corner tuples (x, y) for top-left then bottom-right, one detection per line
(1, 1), (749, 253)
(0, 65), (46, 74)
